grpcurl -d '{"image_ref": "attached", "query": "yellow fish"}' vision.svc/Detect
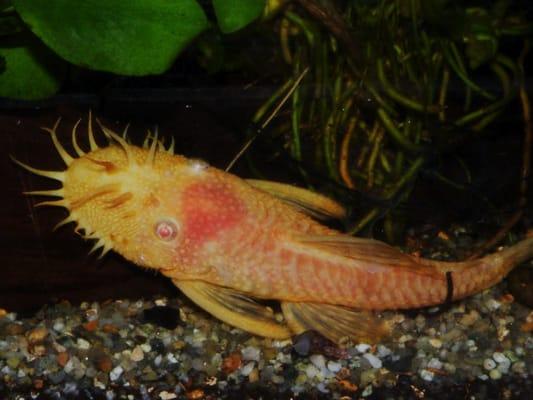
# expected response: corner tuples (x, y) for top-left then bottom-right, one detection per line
(13, 116), (533, 343)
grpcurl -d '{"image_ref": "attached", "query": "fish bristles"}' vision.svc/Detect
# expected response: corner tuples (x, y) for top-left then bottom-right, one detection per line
(167, 136), (175, 155)
(23, 188), (64, 197)
(41, 117), (74, 166)
(10, 156), (65, 182)
(87, 110), (99, 151)
(146, 130), (158, 165)
(53, 215), (76, 231)
(96, 119), (134, 166)
(71, 118), (86, 157)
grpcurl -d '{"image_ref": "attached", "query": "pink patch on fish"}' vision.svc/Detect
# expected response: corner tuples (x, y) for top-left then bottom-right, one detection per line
(182, 180), (246, 245)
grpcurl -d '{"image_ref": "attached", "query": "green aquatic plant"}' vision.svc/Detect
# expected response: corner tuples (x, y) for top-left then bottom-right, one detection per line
(0, 0), (266, 99)
(244, 0), (532, 245)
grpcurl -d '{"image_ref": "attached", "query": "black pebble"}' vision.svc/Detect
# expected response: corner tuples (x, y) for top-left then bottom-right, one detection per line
(149, 338), (166, 353)
(292, 330), (346, 359)
(507, 267), (533, 308)
(141, 306), (181, 330)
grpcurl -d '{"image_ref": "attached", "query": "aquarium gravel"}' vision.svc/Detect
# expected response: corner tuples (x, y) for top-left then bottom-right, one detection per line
(1, 226), (532, 399)
(0, 284), (531, 399)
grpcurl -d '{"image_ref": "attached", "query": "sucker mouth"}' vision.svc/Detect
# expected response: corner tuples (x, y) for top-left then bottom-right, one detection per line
(11, 112), (175, 259)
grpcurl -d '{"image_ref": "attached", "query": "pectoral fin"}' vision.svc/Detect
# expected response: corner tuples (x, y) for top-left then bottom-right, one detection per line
(173, 280), (291, 339)
(281, 301), (391, 344)
(246, 179), (346, 220)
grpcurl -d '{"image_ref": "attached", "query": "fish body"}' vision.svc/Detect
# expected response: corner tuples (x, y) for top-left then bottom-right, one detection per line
(14, 117), (533, 343)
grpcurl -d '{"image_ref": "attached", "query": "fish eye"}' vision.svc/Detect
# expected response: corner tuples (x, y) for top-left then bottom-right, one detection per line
(154, 219), (179, 241)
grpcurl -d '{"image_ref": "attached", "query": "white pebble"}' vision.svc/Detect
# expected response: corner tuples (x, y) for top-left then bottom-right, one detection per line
(327, 361), (342, 373)
(420, 369), (435, 382)
(377, 345), (392, 357)
(485, 298), (501, 311)
(363, 353), (382, 369)
(109, 365), (123, 381)
(155, 298), (168, 306)
(483, 359), (496, 370)
(492, 352), (506, 362)
(53, 320), (65, 332)
(140, 343), (151, 353)
(316, 382), (329, 393)
(76, 338), (90, 350)
(497, 363), (510, 374)
(240, 361), (255, 376)
(355, 343), (371, 353)
(305, 364), (320, 379)
(427, 358), (442, 370)
(241, 346), (261, 362)
(159, 391), (177, 400)
(361, 385), (373, 397)
(429, 338), (442, 348)
(130, 345), (144, 362)
(310, 354), (326, 370)
(63, 359), (74, 374)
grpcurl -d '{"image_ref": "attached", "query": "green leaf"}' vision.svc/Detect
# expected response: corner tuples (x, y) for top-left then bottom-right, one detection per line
(12, 0), (209, 76)
(213, 0), (264, 33)
(0, 34), (65, 99)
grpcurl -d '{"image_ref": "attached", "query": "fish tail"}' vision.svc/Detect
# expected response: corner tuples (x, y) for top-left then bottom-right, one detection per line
(419, 236), (533, 301)
(482, 236), (533, 276)
(454, 236), (532, 300)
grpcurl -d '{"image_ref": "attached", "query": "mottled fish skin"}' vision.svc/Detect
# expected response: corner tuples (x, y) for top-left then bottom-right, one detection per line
(15, 118), (533, 341)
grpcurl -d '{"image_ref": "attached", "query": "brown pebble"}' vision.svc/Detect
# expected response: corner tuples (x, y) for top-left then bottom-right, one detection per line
(56, 351), (69, 367)
(336, 367), (351, 380)
(30, 344), (47, 357)
(337, 379), (358, 392)
(173, 340), (186, 350)
(520, 321), (533, 332)
(222, 351), (242, 374)
(500, 294), (514, 303)
(186, 389), (205, 400)
(83, 319), (99, 332)
(5, 323), (25, 336)
(248, 368), (259, 383)
(27, 327), (48, 344)
(437, 231), (450, 240)
(101, 324), (119, 334)
(0, 308), (7, 318)
(94, 354), (113, 372)
(33, 379), (44, 389)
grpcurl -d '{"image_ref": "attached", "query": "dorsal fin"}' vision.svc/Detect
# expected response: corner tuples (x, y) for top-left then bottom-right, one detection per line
(291, 234), (444, 278)
(246, 179), (346, 220)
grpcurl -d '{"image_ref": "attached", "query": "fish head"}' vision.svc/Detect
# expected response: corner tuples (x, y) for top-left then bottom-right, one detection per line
(13, 117), (225, 274)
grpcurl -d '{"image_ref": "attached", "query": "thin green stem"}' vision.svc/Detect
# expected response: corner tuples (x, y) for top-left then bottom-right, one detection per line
(377, 59), (437, 113)
(377, 108), (426, 153)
